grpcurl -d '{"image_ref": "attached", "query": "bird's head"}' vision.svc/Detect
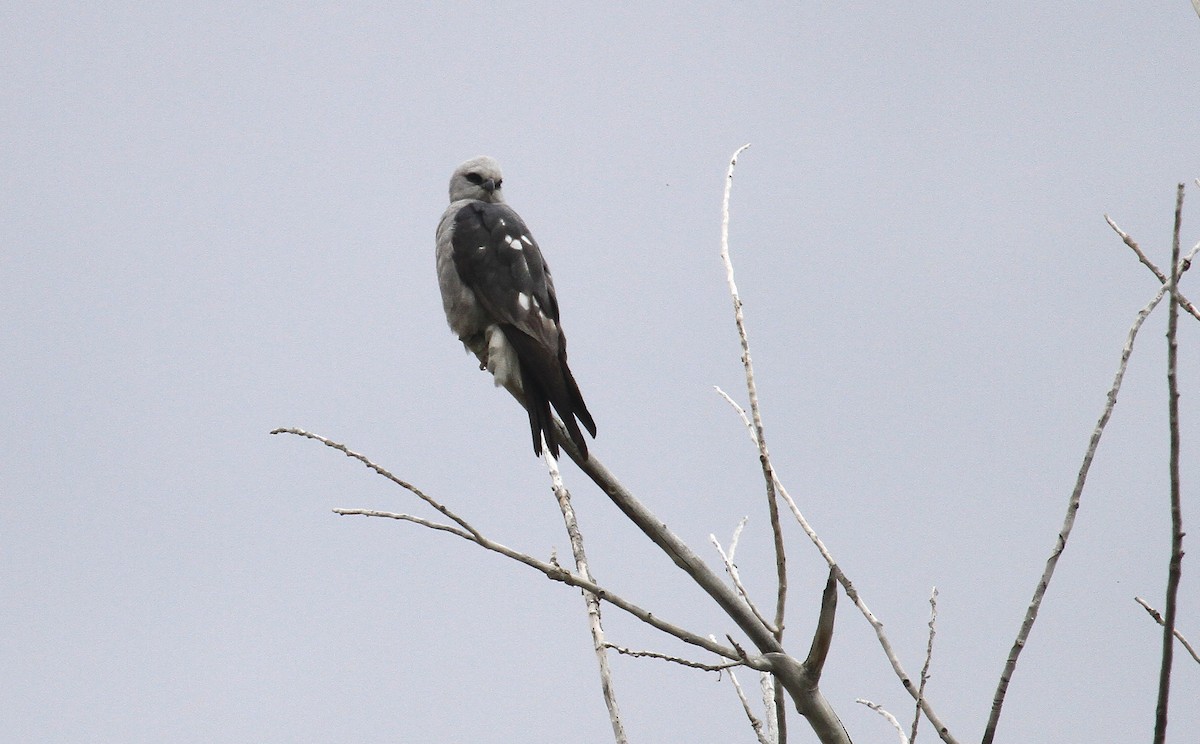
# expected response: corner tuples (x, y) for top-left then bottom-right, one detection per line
(448, 156), (505, 203)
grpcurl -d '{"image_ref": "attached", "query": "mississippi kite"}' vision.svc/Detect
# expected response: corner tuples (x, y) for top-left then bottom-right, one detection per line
(435, 156), (596, 459)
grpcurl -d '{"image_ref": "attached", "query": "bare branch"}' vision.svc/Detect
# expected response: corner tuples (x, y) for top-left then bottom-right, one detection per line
(696, 410), (961, 743)
(856, 699), (910, 744)
(711, 522), (778, 634)
(271, 427), (485, 540)
(731, 670), (773, 744)
(602, 643), (744, 672)
(332, 508), (471, 538)
(761, 671), (780, 744)
(543, 447), (627, 744)
(715, 385), (754, 433)
(911, 587), (939, 744)
(1106, 214), (1171, 282)
(1153, 182), (1187, 744)
(728, 515), (748, 560)
(1136, 597), (1200, 665)
(720, 144), (789, 647)
(720, 145), (796, 744)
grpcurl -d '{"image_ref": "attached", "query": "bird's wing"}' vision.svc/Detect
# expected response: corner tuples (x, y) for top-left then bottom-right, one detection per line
(448, 201), (561, 353)
(448, 200), (595, 457)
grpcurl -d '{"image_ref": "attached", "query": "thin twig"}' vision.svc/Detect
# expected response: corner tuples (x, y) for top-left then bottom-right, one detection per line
(271, 427), (484, 540)
(331, 509), (471, 538)
(856, 699), (910, 744)
(715, 385), (754, 432)
(720, 144), (789, 646)
(1136, 597), (1200, 664)
(722, 144), (791, 744)
(276, 429), (747, 662)
(729, 516), (747, 561)
(711, 522), (778, 634)
(602, 643), (745, 672)
(1106, 214), (1172, 282)
(911, 587), (938, 744)
(331, 505), (744, 660)
(981, 256), (1177, 744)
(760, 671), (780, 744)
(1153, 183), (1186, 744)
(543, 447), (627, 744)
(731, 670), (773, 744)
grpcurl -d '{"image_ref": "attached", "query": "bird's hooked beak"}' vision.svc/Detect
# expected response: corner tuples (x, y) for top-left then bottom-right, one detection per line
(482, 178), (497, 193)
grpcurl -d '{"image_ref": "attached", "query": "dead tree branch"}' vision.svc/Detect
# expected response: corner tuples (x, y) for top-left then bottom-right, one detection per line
(730, 670), (773, 744)
(712, 520), (778, 634)
(543, 448), (627, 744)
(1152, 182), (1187, 744)
(910, 587), (938, 744)
(720, 143), (790, 742)
(602, 644), (744, 672)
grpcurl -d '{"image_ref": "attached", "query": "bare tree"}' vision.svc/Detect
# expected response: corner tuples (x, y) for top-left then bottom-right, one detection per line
(275, 161), (1196, 744)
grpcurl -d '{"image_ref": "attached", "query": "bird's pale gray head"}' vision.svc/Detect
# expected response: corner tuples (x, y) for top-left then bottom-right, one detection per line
(448, 156), (505, 204)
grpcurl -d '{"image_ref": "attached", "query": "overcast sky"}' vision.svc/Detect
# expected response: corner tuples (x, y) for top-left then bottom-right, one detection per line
(3, 3), (1199, 743)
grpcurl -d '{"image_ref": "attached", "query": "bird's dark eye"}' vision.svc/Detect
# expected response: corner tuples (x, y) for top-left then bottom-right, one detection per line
(465, 173), (483, 185)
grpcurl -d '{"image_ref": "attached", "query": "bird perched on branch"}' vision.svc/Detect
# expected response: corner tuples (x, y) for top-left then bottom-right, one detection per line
(435, 156), (596, 459)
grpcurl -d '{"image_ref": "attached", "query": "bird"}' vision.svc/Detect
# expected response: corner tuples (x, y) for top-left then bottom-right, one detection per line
(435, 156), (597, 459)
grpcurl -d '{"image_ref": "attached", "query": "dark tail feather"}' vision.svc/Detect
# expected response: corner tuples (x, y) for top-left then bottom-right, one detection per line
(562, 364), (596, 438)
(557, 403), (589, 459)
(503, 328), (595, 459)
(522, 376), (557, 457)
(521, 362), (590, 459)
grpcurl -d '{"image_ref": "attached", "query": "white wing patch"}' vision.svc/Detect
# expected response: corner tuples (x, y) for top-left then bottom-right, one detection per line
(484, 324), (520, 392)
(503, 233), (524, 251)
(518, 292), (533, 311)
(520, 234), (534, 246)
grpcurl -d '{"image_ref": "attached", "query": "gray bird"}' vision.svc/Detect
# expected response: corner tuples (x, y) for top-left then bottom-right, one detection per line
(435, 156), (596, 459)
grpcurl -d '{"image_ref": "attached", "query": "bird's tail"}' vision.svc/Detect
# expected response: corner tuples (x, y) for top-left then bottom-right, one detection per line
(503, 328), (596, 459)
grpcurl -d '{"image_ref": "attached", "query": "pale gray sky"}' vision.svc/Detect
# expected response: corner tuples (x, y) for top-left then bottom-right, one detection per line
(3, 3), (1198, 742)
